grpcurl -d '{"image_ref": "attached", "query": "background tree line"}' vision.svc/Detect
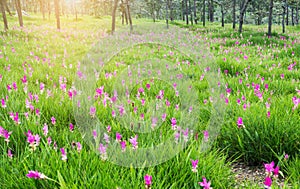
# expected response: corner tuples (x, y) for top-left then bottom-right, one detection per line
(1, 0), (299, 36)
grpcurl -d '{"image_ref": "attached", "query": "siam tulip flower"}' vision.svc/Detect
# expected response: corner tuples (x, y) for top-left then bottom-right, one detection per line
(69, 123), (74, 132)
(120, 141), (126, 152)
(273, 166), (279, 178)
(2, 129), (12, 143)
(267, 111), (270, 118)
(162, 113), (167, 122)
(43, 123), (48, 136)
(151, 117), (158, 128)
(183, 128), (189, 142)
(7, 149), (13, 158)
(13, 112), (20, 125)
(191, 159), (199, 172)
(1, 98), (6, 108)
(203, 130), (209, 142)
(284, 154), (289, 160)
(112, 110), (116, 117)
(40, 83), (45, 93)
(198, 177), (212, 189)
(118, 105), (125, 116)
(237, 117), (244, 128)
(7, 84), (12, 92)
(104, 133), (110, 144)
(90, 106), (96, 117)
(76, 142), (82, 153)
(165, 99), (170, 107)
(174, 132), (180, 144)
(21, 75), (27, 84)
(116, 133), (122, 142)
(175, 104), (179, 110)
(225, 98), (229, 105)
(47, 137), (52, 146)
(144, 174), (152, 188)
(129, 135), (138, 150)
(51, 117), (56, 125)
(292, 96), (299, 110)
(26, 131), (40, 150)
(93, 130), (98, 141)
(264, 161), (275, 175)
(264, 177), (272, 189)
(12, 82), (17, 91)
(171, 118), (177, 130)
(237, 99), (241, 105)
(146, 83), (151, 90)
(98, 143), (107, 160)
(26, 171), (47, 180)
(60, 148), (67, 161)
(107, 125), (111, 133)
(280, 74), (284, 79)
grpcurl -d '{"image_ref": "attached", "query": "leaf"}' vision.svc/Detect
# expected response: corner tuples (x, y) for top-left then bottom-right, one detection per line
(57, 170), (68, 189)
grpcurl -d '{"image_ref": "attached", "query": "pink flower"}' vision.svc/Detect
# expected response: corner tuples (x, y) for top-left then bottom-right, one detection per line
(51, 117), (56, 125)
(203, 130), (209, 142)
(1, 98), (6, 108)
(191, 159), (199, 172)
(60, 148), (67, 161)
(129, 135), (138, 150)
(116, 132), (122, 142)
(237, 117), (244, 128)
(264, 161), (274, 175)
(273, 166), (279, 177)
(7, 149), (13, 158)
(120, 141), (126, 152)
(144, 174), (152, 188)
(98, 143), (107, 160)
(26, 171), (47, 179)
(198, 177), (212, 189)
(69, 123), (74, 131)
(90, 106), (96, 117)
(43, 123), (48, 136)
(76, 142), (82, 152)
(171, 118), (177, 130)
(264, 177), (272, 189)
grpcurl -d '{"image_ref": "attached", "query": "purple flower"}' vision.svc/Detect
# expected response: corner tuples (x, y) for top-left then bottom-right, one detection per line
(191, 159), (199, 172)
(26, 171), (47, 179)
(171, 117), (177, 130)
(60, 148), (67, 161)
(69, 123), (74, 131)
(198, 177), (212, 189)
(144, 174), (152, 187)
(90, 106), (96, 117)
(120, 141), (126, 152)
(264, 161), (274, 175)
(273, 166), (279, 177)
(8, 149), (13, 158)
(264, 177), (272, 189)
(76, 142), (82, 152)
(98, 143), (107, 160)
(1, 98), (6, 108)
(43, 123), (48, 136)
(129, 135), (138, 150)
(203, 130), (209, 142)
(51, 117), (56, 125)
(116, 132), (122, 142)
(237, 117), (244, 128)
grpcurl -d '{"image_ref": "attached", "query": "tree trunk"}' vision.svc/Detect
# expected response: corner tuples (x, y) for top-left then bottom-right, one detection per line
(238, 0), (251, 33)
(233, 0), (236, 29)
(268, 0), (273, 37)
(48, 0), (51, 19)
(125, 0), (133, 32)
(0, 0), (8, 30)
(166, 0), (169, 28)
(296, 5), (299, 25)
(292, 7), (294, 26)
(41, 0), (45, 20)
(182, 0), (185, 21)
(5, 0), (12, 16)
(15, 0), (23, 27)
(185, 0), (188, 25)
(189, 0), (193, 25)
(202, 0), (205, 26)
(193, 0), (197, 24)
(286, 2), (289, 26)
(170, 0), (173, 21)
(54, 0), (60, 29)
(111, 0), (118, 34)
(221, 6), (224, 27)
(209, 0), (214, 22)
(282, 3), (286, 33)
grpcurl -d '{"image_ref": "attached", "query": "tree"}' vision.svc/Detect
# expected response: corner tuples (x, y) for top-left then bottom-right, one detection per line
(125, 0), (133, 32)
(185, 0), (188, 24)
(165, 0), (169, 28)
(202, 0), (205, 26)
(0, 0), (9, 31)
(54, 0), (60, 29)
(233, 0), (236, 29)
(111, 0), (119, 34)
(268, 0), (274, 37)
(15, 0), (23, 27)
(193, 0), (197, 24)
(282, 0), (286, 33)
(238, 0), (252, 33)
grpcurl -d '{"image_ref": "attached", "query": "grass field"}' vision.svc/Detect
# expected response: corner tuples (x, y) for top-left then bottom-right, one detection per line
(0, 14), (299, 189)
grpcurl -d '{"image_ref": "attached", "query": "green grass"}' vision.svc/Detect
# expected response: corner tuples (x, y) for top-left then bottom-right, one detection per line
(0, 15), (300, 188)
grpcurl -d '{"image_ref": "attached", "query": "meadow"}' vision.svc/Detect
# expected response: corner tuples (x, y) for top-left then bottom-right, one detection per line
(0, 14), (299, 189)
